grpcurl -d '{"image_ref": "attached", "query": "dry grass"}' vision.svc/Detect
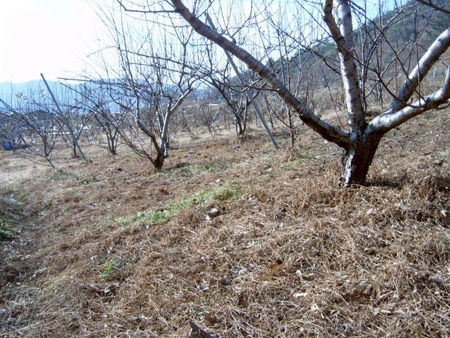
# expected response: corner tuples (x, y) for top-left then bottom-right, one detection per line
(0, 111), (449, 337)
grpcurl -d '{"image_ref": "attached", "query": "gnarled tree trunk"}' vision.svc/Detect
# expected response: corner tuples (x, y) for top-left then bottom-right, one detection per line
(340, 132), (383, 186)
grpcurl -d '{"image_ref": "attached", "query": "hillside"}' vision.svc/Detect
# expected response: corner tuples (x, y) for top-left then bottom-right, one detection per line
(278, 0), (450, 95)
(0, 109), (449, 337)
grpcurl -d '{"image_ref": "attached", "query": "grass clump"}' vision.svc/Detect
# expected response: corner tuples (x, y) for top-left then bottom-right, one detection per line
(191, 184), (242, 209)
(155, 161), (226, 177)
(0, 217), (16, 241)
(185, 162), (223, 176)
(444, 231), (450, 250)
(117, 184), (241, 227)
(100, 259), (127, 279)
(50, 170), (99, 185)
(0, 186), (25, 241)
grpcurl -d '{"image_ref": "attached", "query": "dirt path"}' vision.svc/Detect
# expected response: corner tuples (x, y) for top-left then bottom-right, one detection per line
(0, 152), (50, 187)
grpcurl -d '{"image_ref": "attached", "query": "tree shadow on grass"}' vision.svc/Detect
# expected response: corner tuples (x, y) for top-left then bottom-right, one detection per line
(368, 173), (450, 192)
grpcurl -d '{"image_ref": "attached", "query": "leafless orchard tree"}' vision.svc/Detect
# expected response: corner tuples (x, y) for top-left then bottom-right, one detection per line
(93, 2), (199, 169)
(123, 0), (449, 186)
(260, 51), (320, 146)
(63, 81), (127, 156)
(202, 58), (249, 136)
(0, 78), (94, 168)
(40, 75), (90, 163)
(0, 95), (60, 169)
(0, 112), (28, 150)
(90, 105), (126, 156)
(57, 103), (91, 159)
(201, 41), (260, 136)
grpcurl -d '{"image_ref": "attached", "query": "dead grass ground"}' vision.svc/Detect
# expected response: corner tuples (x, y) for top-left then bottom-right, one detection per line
(0, 111), (449, 337)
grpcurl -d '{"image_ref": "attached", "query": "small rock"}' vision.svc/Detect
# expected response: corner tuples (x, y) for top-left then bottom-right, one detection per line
(311, 303), (319, 311)
(364, 247), (377, 255)
(207, 207), (220, 218)
(295, 270), (314, 280)
(31, 268), (46, 280)
(293, 292), (308, 298)
(441, 210), (450, 227)
(429, 274), (448, 285)
(237, 268), (248, 275)
(219, 276), (232, 286)
(198, 281), (210, 292)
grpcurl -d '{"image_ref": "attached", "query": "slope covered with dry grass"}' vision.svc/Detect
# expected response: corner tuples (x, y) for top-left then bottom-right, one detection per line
(1, 111), (449, 337)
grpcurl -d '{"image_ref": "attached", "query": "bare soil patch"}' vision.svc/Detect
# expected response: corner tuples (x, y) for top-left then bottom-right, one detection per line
(1, 113), (449, 337)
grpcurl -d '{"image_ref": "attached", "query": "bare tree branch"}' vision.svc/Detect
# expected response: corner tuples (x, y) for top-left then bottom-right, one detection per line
(369, 66), (450, 132)
(170, 0), (350, 148)
(417, 0), (450, 15)
(387, 28), (450, 115)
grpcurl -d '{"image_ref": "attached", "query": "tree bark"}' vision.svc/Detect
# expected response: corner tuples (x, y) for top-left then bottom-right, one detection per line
(154, 151), (165, 170)
(341, 133), (382, 186)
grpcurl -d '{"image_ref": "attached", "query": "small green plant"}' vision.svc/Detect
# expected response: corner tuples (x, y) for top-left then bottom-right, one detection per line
(116, 184), (241, 227)
(79, 177), (99, 185)
(283, 159), (302, 170)
(100, 259), (125, 279)
(50, 170), (78, 181)
(0, 186), (25, 241)
(191, 184), (242, 209)
(2, 185), (19, 195)
(185, 162), (223, 176)
(0, 217), (16, 241)
(1, 186), (26, 205)
(444, 231), (450, 250)
(50, 170), (99, 185)
(154, 161), (226, 177)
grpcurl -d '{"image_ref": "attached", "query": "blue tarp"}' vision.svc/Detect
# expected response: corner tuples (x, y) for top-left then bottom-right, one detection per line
(2, 142), (14, 151)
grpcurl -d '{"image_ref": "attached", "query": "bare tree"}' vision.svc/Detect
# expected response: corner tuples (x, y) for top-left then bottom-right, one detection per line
(90, 106), (125, 156)
(93, 3), (199, 170)
(164, 0), (450, 186)
(41, 74), (90, 163)
(0, 112), (28, 150)
(62, 81), (128, 156)
(1, 96), (60, 169)
(201, 55), (252, 136)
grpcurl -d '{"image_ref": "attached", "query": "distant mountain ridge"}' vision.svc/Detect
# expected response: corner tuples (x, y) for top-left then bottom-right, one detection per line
(0, 80), (62, 102)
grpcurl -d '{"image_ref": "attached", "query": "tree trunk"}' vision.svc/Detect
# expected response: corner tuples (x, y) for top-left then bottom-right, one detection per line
(72, 142), (78, 158)
(340, 134), (382, 186)
(235, 115), (244, 136)
(154, 151), (165, 170)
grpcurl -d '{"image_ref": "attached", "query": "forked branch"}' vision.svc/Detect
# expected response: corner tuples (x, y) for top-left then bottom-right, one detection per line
(170, 0), (350, 148)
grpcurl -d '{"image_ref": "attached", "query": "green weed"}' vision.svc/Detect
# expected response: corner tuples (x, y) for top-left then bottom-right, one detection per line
(185, 162), (222, 176)
(155, 161), (225, 177)
(0, 217), (16, 240)
(50, 170), (99, 185)
(283, 159), (302, 170)
(0, 186), (25, 241)
(444, 231), (450, 250)
(116, 184), (241, 227)
(190, 184), (242, 209)
(100, 259), (126, 279)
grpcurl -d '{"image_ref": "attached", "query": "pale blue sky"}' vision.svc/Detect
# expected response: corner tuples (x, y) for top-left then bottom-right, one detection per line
(0, 0), (100, 83)
(0, 0), (401, 84)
